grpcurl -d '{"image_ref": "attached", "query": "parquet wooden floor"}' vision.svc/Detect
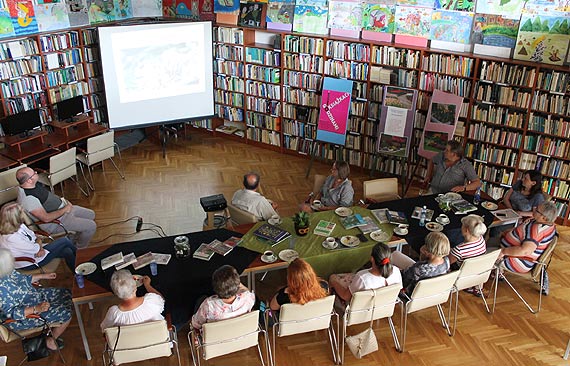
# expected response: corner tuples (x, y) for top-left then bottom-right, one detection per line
(1, 129), (569, 366)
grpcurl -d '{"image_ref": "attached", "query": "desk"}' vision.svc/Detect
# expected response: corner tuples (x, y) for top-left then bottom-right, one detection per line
(239, 206), (406, 279)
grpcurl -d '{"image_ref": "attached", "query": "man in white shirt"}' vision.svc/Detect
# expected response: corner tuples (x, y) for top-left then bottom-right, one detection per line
(231, 172), (278, 221)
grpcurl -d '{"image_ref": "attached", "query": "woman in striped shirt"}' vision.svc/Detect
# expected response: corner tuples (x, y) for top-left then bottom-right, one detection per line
(449, 214), (487, 269)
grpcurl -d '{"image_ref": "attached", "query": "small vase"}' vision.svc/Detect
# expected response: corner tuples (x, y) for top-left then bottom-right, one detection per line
(295, 224), (309, 236)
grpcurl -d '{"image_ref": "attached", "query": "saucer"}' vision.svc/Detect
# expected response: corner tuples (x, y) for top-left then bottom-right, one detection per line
(370, 230), (390, 242)
(268, 218), (282, 225)
(279, 249), (299, 262)
(322, 240), (339, 250)
(482, 201), (498, 211)
(436, 217), (450, 225)
(426, 222), (444, 232)
(311, 204), (323, 211)
(394, 227), (408, 236)
(340, 235), (360, 247)
(75, 262), (96, 275)
(334, 207), (353, 217)
(261, 254), (277, 263)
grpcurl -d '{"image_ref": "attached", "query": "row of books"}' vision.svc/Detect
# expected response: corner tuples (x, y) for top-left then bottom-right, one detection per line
(473, 162), (515, 186)
(465, 143), (518, 168)
(536, 70), (570, 94)
(193, 237), (242, 261)
(470, 104), (526, 129)
(421, 54), (474, 78)
(467, 125), (522, 149)
(478, 61), (536, 87)
(0, 39), (40, 60)
(101, 251), (172, 271)
(474, 82), (532, 108)
(532, 92), (569, 116)
(419, 72), (472, 97)
(528, 114), (570, 137)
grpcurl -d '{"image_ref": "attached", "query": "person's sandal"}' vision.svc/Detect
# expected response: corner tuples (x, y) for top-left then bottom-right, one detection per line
(463, 287), (482, 297)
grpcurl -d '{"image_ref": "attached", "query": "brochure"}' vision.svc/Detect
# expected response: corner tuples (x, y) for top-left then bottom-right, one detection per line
(386, 211), (409, 225)
(133, 252), (155, 270)
(359, 216), (380, 234)
(101, 252), (124, 270)
(152, 253), (172, 265)
(412, 206), (435, 221)
(193, 243), (216, 261)
(313, 220), (336, 236)
(340, 214), (367, 229)
(371, 208), (389, 224)
(115, 252), (137, 270)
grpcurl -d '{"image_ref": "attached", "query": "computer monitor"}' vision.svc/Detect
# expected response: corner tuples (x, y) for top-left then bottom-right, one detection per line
(0, 109), (42, 137)
(55, 95), (85, 122)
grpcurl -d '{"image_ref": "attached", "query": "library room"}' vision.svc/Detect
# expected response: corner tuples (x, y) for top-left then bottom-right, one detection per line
(0, 0), (568, 365)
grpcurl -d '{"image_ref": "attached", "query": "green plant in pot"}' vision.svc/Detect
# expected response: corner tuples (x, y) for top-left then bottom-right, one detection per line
(293, 211), (310, 236)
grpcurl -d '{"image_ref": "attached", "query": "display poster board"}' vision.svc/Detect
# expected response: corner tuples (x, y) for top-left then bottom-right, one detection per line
(316, 77), (353, 146)
(418, 89), (463, 159)
(376, 86), (417, 157)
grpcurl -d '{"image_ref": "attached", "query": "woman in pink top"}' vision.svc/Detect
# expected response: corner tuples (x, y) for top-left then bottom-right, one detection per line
(100, 269), (165, 331)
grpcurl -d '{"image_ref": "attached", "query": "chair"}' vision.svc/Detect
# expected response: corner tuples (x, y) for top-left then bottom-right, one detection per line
(188, 311), (268, 366)
(102, 319), (180, 366)
(339, 284), (402, 364)
(313, 174), (327, 196)
(227, 203), (259, 225)
(77, 130), (125, 192)
(14, 256), (62, 276)
(269, 295), (338, 366)
(38, 147), (88, 196)
(564, 339), (569, 360)
(363, 178), (401, 203)
(449, 250), (501, 335)
(401, 271), (459, 351)
(491, 236), (558, 314)
(0, 164), (27, 206)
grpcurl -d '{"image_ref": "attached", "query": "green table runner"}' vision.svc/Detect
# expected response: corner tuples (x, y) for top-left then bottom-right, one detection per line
(239, 206), (395, 278)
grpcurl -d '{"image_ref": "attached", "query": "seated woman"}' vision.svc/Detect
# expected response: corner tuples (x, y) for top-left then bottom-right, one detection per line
(449, 214), (487, 268)
(329, 243), (402, 304)
(0, 203), (76, 272)
(270, 258), (328, 311)
(503, 170), (545, 217)
(392, 232), (451, 296)
(301, 161), (354, 212)
(0, 248), (72, 351)
(100, 269), (165, 331)
(191, 265), (255, 330)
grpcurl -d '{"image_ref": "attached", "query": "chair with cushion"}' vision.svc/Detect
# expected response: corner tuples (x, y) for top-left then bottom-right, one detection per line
(188, 310), (268, 366)
(77, 130), (125, 192)
(449, 250), (501, 335)
(401, 271), (459, 351)
(491, 235), (558, 314)
(0, 164), (26, 206)
(269, 295), (338, 366)
(313, 174), (327, 196)
(14, 255), (62, 276)
(339, 284), (402, 364)
(103, 319), (180, 366)
(38, 147), (88, 196)
(227, 203), (258, 226)
(363, 177), (401, 203)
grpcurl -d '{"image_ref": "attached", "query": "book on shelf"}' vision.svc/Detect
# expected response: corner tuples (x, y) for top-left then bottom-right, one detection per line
(133, 252), (155, 270)
(411, 206), (434, 221)
(253, 223), (291, 243)
(340, 214), (367, 229)
(451, 199), (478, 214)
(215, 125), (239, 134)
(193, 243), (216, 261)
(152, 253), (172, 265)
(115, 252), (137, 270)
(371, 208), (389, 224)
(101, 252), (124, 270)
(207, 238), (240, 256)
(359, 216), (380, 234)
(314, 220), (336, 236)
(492, 208), (521, 221)
(386, 211), (408, 225)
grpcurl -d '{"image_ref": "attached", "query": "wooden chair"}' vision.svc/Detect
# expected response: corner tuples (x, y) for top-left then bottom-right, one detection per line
(103, 319), (180, 366)
(363, 177), (401, 203)
(188, 311), (268, 366)
(77, 130), (125, 192)
(38, 147), (88, 196)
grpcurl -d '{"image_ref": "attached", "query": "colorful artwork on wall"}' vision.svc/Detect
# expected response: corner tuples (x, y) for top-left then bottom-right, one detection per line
(0, 8), (15, 38)
(475, 0), (524, 16)
(65, 0), (89, 26)
(472, 13), (519, 48)
(266, 0), (294, 28)
(362, 1), (396, 33)
(328, 0), (362, 31)
(293, 0), (328, 34)
(514, 13), (570, 65)
(87, 0), (116, 23)
(8, 0), (39, 35)
(213, 0), (239, 13)
(394, 4), (432, 38)
(430, 9), (473, 43)
(132, 0), (162, 17)
(434, 0), (473, 12)
(35, 2), (70, 31)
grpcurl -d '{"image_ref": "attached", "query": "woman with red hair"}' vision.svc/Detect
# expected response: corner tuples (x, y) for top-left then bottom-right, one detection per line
(269, 258), (328, 311)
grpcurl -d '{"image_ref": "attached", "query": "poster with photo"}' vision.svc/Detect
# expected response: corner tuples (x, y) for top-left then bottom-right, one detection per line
(430, 102), (456, 125)
(383, 86), (416, 109)
(378, 133), (408, 157)
(376, 86), (416, 157)
(422, 131), (449, 153)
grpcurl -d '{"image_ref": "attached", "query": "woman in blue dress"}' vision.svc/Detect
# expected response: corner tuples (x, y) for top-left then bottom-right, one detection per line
(0, 248), (72, 351)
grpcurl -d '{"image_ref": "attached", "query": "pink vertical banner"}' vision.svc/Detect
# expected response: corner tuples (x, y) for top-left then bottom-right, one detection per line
(316, 77), (353, 146)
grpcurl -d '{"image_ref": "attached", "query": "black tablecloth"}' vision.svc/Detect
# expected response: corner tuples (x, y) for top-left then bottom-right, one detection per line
(368, 193), (494, 253)
(87, 228), (259, 328)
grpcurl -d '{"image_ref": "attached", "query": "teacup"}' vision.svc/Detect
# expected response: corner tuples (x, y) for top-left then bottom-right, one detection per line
(312, 200), (322, 208)
(325, 237), (336, 248)
(268, 215), (282, 225)
(395, 224), (408, 235)
(438, 214), (450, 224)
(263, 250), (276, 262)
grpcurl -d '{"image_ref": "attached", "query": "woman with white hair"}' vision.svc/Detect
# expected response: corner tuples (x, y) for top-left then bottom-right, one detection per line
(100, 269), (165, 331)
(0, 248), (72, 351)
(449, 214), (487, 267)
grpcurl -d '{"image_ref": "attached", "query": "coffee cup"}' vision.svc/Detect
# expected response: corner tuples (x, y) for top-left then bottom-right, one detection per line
(325, 237), (336, 247)
(438, 214), (450, 223)
(269, 215), (282, 225)
(396, 224), (408, 235)
(263, 250), (276, 262)
(312, 200), (322, 208)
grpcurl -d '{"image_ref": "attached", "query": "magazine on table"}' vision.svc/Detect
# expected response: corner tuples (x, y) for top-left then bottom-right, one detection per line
(386, 210), (409, 225)
(115, 252), (137, 270)
(133, 252), (155, 270)
(101, 252), (124, 270)
(207, 239), (237, 256)
(314, 220), (336, 236)
(412, 206), (435, 221)
(371, 208), (389, 224)
(193, 243), (215, 261)
(340, 214), (367, 229)
(451, 199), (478, 214)
(152, 253), (172, 265)
(359, 216), (380, 234)
(253, 223), (291, 243)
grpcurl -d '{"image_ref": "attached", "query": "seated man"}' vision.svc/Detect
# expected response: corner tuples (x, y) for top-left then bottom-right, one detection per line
(498, 201), (557, 295)
(16, 167), (96, 248)
(423, 140), (481, 194)
(232, 172), (278, 221)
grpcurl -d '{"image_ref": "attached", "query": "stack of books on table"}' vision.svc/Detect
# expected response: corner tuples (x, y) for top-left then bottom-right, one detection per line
(340, 214), (366, 229)
(314, 220), (336, 236)
(193, 244), (216, 261)
(451, 199), (478, 214)
(207, 236), (242, 256)
(253, 223), (291, 246)
(386, 210), (409, 225)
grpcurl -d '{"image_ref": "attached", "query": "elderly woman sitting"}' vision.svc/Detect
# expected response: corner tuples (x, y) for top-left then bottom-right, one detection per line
(191, 265), (255, 330)
(100, 269), (165, 331)
(0, 248), (72, 351)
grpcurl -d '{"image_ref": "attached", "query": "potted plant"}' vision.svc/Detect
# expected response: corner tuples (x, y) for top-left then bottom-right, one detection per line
(293, 211), (310, 236)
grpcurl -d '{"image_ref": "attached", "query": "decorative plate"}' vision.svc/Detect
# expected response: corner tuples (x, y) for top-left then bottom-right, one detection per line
(370, 230), (390, 242)
(334, 207), (353, 217)
(482, 201), (498, 211)
(425, 222), (444, 232)
(322, 240), (339, 250)
(75, 262), (96, 275)
(278, 249), (299, 263)
(340, 235), (360, 247)
(133, 274), (144, 287)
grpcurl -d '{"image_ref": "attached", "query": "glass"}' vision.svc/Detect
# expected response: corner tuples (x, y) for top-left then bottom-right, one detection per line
(75, 273), (84, 288)
(150, 262), (158, 276)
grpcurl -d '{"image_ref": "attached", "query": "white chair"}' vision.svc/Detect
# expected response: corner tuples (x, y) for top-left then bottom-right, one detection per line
(401, 271), (459, 351)
(38, 147), (88, 196)
(339, 284), (402, 363)
(0, 164), (26, 206)
(363, 177), (401, 203)
(77, 130), (125, 191)
(564, 339), (569, 360)
(449, 250), (501, 335)
(269, 295), (338, 366)
(313, 174), (327, 196)
(227, 203), (259, 226)
(188, 311), (269, 366)
(103, 319), (180, 366)
(490, 236), (558, 314)
(14, 255), (62, 275)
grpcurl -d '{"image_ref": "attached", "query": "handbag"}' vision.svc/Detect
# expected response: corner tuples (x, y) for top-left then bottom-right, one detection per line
(2, 316), (51, 362)
(345, 288), (378, 359)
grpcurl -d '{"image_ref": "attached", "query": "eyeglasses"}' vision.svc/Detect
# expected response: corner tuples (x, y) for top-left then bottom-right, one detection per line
(534, 206), (545, 217)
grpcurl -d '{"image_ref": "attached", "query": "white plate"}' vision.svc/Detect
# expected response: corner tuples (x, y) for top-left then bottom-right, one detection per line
(261, 254), (278, 263)
(482, 201), (498, 211)
(394, 227), (408, 236)
(340, 235), (360, 247)
(133, 274), (144, 287)
(436, 217), (450, 225)
(334, 207), (353, 217)
(444, 192), (462, 201)
(278, 249), (299, 263)
(268, 218), (282, 225)
(75, 262), (96, 275)
(370, 230), (390, 242)
(425, 222), (444, 232)
(322, 240), (339, 250)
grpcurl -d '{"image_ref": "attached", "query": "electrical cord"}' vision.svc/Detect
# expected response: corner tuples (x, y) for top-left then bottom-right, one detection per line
(91, 228), (165, 244)
(97, 216), (142, 229)
(142, 223), (167, 237)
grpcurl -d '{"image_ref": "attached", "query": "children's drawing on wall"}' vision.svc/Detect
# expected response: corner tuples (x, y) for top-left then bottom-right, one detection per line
(475, 0), (524, 16)
(87, 0), (116, 23)
(394, 5), (432, 38)
(327, 0), (362, 31)
(35, 2), (70, 31)
(434, 0), (473, 11)
(8, 0), (38, 35)
(430, 9), (473, 43)
(0, 8), (15, 38)
(514, 13), (570, 65)
(293, 0), (329, 34)
(238, 3), (264, 27)
(213, 0), (239, 13)
(65, 0), (89, 26)
(114, 0), (132, 19)
(423, 131), (449, 153)
(430, 102), (456, 126)
(362, 1), (396, 33)
(472, 13), (520, 48)
(266, 0), (294, 25)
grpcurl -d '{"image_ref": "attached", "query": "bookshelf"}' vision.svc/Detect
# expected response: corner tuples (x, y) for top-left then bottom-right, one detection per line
(81, 28), (108, 125)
